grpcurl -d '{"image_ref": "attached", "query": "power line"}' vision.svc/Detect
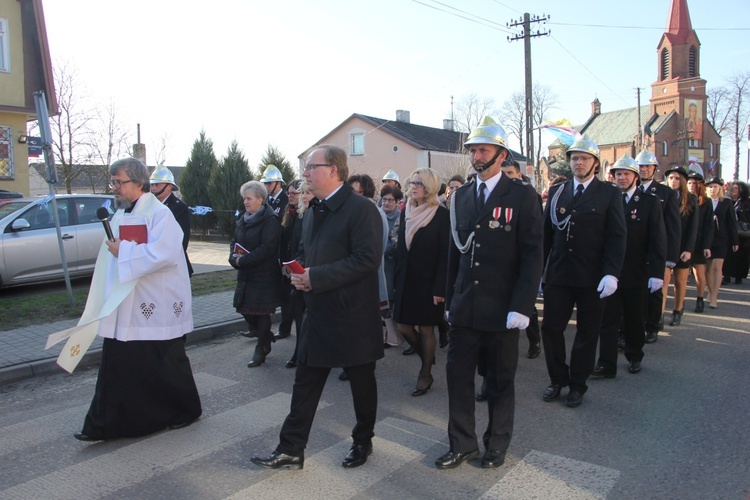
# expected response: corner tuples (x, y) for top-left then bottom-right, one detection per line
(550, 22), (750, 31)
(409, 0), (511, 33)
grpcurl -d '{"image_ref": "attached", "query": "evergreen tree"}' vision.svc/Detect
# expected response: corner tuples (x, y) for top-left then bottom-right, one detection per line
(181, 130), (219, 236)
(257, 144), (297, 184)
(209, 140), (253, 237)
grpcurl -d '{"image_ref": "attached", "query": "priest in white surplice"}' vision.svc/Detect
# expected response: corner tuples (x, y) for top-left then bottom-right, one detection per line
(73, 157), (201, 442)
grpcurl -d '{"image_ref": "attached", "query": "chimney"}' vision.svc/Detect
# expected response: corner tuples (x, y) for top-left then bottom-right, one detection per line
(396, 110), (410, 123)
(591, 98), (601, 116)
(132, 123), (147, 165)
(443, 119), (455, 131)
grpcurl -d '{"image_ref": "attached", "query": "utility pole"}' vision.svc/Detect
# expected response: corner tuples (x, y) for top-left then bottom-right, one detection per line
(508, 13), (550, 189)
(635, 87), (643, 150)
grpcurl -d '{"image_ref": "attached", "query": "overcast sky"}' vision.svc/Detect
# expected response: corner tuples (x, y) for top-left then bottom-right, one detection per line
(41, 0), (750, 179)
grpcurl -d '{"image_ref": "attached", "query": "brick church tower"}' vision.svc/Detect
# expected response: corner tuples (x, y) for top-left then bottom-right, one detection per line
(649, 0), (721, 177)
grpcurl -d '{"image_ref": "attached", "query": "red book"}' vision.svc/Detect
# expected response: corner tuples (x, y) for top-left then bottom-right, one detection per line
(119, 216), (148, 244)
(283, 260), (304, 274)
(234, 242), (250, 256)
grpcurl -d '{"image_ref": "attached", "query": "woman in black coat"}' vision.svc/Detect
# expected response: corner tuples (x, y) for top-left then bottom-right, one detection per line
(687, 171), (714, 312)
(705, 177), (739, 309)
(230, 180), (282, 367)
(664, 166), (698, 325)
(722, 181), (750, 284)
(393, 168), (449, 397)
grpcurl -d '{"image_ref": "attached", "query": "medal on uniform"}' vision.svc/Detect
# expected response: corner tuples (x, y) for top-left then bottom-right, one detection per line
(559, 207), (566, 214)
(504, 208), (513, 231)
(490, 207), (501, 229)
(630, 208), (637, 220)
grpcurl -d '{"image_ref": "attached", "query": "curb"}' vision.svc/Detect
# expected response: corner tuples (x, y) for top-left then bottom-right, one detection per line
(0, 316), (267, 386)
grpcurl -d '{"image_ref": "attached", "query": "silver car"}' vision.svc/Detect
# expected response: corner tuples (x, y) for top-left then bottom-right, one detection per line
(0, 194), (114, 287)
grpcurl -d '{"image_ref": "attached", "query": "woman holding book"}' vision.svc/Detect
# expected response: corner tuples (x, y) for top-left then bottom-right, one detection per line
(230, 180), (282, 367)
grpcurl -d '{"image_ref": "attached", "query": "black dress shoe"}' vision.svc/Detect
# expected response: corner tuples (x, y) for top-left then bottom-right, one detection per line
(617, 333), (626, 349)
(251, 450), (304, 470)
(591, 364), (616, 379)
(342, 442), (372, 468)
(481, 449), (506, 468)
(239, 331), (257, 338)
(402, 346), (416, 356)
(434, 449), (479, 469)
(475, 379), (487, 401)
(527, 343), (541, 359)
(274, 331), (291, 340)
(628, 361), (642, 374)
(542, 383), (564, 402)
(564, 389), (584, 408)
(74, 432), (104, 442)
(285, 359), (297, 368)
(412, 377), (433, 397)
(168, 417), (198, 430)
(644, 330), (658, 344)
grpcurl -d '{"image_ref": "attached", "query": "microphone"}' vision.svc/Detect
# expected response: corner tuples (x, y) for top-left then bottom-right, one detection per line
(96, 207), (115, 242)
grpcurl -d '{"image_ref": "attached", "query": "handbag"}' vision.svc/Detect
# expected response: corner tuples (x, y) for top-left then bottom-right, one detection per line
(737, 220), (750, 239)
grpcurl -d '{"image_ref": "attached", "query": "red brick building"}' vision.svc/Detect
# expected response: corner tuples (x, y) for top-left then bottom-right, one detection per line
(548, 0), (721, 182)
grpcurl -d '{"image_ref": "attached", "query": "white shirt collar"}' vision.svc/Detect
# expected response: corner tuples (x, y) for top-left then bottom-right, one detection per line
(573, 176), (594, 192)
(477, 170), (503, 197)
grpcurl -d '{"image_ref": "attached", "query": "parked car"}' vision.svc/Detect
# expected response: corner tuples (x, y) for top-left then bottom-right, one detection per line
(0, 189), (24, 199)
(0, 194), (115, 288)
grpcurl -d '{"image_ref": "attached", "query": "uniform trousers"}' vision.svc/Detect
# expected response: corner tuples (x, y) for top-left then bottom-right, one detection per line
(598, 286), (647, 372)
(446, 326), (519, 453)
(477, 308), (538, 377)
(277, 361), (377, 457)
(541, 285), (606, 393)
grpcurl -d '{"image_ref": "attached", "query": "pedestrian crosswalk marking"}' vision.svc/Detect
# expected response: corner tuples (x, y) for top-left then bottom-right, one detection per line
(480, 450), (620, 500)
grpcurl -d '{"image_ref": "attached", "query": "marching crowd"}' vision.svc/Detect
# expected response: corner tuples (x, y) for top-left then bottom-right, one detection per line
(70, 117), (749, 475)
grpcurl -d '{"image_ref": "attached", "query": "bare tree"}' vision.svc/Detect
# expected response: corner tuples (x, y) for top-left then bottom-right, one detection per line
(85, 100), (131, 192)
(501, 91), (526, 154)
(724, 71), (750, 180)
(150, 133), (171, 167)
(452, 93), (497, 133)
(532, 84), (559, 168)
(706, 85), (732, 137)
(49, 63), (95, 193)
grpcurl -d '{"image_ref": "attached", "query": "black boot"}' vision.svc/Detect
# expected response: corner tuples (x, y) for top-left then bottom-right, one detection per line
(669, 309), (683, 326)
(695, 297), (704, 313)
(248, 331), (273, 368)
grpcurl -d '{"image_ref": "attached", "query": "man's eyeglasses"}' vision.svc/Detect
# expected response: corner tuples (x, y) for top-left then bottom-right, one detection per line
(109, 179), (133, 189)
(409, 181), (424, 188)
(303, 163), (332, 172)
(381, 197), (396, 203)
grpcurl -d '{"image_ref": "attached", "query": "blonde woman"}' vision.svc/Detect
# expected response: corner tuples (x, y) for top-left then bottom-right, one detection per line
(393, 168), (449, 396)
(705, 177), (739, 309)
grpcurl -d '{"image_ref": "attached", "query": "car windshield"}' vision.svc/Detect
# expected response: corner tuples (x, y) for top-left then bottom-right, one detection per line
(0, 201), (30, 221)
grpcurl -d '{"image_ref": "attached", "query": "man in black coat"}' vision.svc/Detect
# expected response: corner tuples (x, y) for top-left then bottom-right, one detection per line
(541, 137), (626, 408)
(593, 155), (666, 378)
(438, 117), (543, 470)
(150, 165), (193, 277)
(251, 145), (384, 471)
(636, 150), (681, 342)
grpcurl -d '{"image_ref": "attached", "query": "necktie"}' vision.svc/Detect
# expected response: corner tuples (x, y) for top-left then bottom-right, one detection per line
(574, 184), (584, 202)
(640, 184), (646, 192)
(623, 192), (628, 208)
(477, 183), (487, 212)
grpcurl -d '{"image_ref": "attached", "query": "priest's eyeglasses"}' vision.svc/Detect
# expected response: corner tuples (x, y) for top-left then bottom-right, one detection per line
(109, 179), (133, 189)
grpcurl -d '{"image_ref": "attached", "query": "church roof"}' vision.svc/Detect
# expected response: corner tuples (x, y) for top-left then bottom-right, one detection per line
(665, 0), (694, 44)
(579, 105), (652, 147)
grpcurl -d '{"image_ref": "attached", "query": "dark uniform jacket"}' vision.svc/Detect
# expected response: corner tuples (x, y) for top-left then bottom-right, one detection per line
(268, 189), (289, 216)
(164, 193), (193, 276)
(710, 198), (739, 252)
(677, 194), (699, 256)
(694, 200), (715, 255)
(619, 191), (667, 287)
(641, 180), (681, 263)
(543, 177), (627, 288)
(446, 175), (543, 331)
(297, 183), (384, 367)
(230, 204), (282, 311)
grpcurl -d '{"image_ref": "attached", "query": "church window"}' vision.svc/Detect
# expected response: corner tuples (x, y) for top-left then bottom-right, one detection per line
(689, 46), (697, 77)
(660, 48), (670, 81)
(662, 141), (668, 156)
(709, 142), (714, 157)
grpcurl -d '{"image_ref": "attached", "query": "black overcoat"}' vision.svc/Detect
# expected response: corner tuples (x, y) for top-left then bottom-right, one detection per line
(164, 193), (193, 276)
(641, 181), (681, 263)
(230, 204), (282, 311)
(393, 204), (449, 326)
(619, 191), (667, 287)
(297, 183), (384, 367)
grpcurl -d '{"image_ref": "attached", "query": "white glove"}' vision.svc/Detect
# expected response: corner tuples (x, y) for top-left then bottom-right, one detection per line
(506, 312), (530, 330)
(597, 275), (618, 299)
(648, 277), (664, 293)
(666, 261), (676, 269)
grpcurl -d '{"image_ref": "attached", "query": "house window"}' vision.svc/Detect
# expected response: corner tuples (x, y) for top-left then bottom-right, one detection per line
(350, 133), (365, 156)
(662, 141), (668, 156)
(709, 142), (714, 157)
(660, 48), (669, 81)
(0, 126), (13, 178)
(0, 18), (9, 73)
(688, 139), (699, 148)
